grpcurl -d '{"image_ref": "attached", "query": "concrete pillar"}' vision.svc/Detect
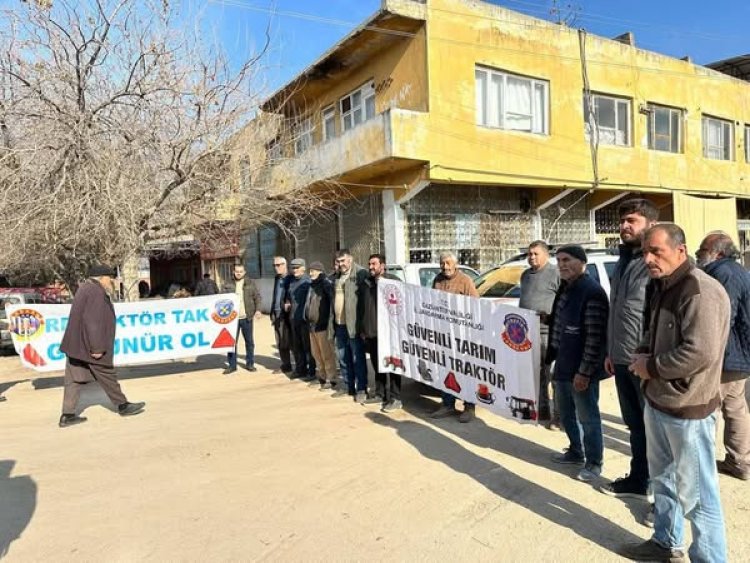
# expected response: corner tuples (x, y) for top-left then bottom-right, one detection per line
(382, 190), (406, 264)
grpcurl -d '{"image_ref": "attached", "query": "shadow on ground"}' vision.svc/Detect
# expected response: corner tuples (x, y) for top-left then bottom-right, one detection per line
(365, 411), (642, 554)
(0, 460), (36, 558)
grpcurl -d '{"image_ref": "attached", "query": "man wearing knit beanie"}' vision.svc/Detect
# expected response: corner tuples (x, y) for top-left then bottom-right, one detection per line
(546, 245), (610, 482)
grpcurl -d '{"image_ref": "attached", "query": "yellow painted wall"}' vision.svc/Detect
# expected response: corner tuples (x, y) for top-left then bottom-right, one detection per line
(673, 193), (739, 253)
(406, 0), (750, 197)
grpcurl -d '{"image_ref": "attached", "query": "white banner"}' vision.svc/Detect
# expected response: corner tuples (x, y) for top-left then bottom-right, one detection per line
(6, 294), (240, 372)
(377, 281), (541, 422)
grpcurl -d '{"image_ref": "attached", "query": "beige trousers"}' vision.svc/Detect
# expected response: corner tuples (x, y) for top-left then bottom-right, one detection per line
(310, 331), (337, 382)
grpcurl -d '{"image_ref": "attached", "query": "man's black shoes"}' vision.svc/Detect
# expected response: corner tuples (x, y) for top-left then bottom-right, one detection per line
(118, 401), (146, 416)
(59, 414), (87, 428)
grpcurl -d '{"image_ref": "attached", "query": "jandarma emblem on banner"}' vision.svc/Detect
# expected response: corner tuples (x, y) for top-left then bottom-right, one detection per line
(9, 309), (45, 341)
(211, 299), (238, 324)
(382, 284), (403, 316)
(501, 313), (532, 352)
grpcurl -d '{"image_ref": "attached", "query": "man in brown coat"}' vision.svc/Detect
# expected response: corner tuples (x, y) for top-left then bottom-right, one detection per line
(431, 251), (480, 423)
(58, 264), (145, 428)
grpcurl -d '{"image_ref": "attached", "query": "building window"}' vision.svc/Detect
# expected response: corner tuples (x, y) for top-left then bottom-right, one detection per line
(322, 105), (336, 141)
(584, 94), (631, 146)
(647, 104), (683, 153)
(294, 117), (313, 156)
(474, 66), (549, 134)
(745, 125), (750, 163)
(340, 82), (376, 132)
(267, 137), (282, 162)
(702, 116), (733, 161)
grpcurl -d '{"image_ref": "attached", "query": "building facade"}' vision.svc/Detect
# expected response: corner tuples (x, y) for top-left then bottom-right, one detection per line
(254, 0), (750, 270)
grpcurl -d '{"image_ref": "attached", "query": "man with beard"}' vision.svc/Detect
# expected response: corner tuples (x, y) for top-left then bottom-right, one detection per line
(600, 199), (659, 514)
(697, 231), (750, 481)
(223, 264), (262, 374)
(359, 253), (402, 412)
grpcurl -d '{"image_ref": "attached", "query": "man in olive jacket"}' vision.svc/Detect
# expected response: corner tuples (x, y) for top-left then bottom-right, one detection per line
(620, 224), (730, 563)
(223, 264), (262, 374)
(59, 264), (145, 428)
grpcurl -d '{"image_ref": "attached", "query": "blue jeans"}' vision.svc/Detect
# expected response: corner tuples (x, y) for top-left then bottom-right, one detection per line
(613, 363), (649, 487)
(334, 324), (367, 393)
(645, 404), (727, 563)
(554, 379), (603, 467)
(227, 317), (254, 369)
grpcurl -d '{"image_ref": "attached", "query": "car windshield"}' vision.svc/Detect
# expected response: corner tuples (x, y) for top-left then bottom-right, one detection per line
(474, 265), (527, 298)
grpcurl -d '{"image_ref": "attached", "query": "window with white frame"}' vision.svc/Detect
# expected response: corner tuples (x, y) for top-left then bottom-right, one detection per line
(322, 105), (336, 141)
(584, 93), (631, 146)
(340, 82), (376, 132)
(474, 66), (549, 134)
(647, 104), (683, 153)
(702, 116), (733, 161)
(745, 125), (750, 163)
(294, 117), (313, 156)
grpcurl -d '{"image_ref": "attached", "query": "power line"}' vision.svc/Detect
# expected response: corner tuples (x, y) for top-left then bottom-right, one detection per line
(206, 0), (748, 84)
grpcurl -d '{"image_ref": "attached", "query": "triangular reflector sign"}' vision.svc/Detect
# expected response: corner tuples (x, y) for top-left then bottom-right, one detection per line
(212, 328), (235, 348)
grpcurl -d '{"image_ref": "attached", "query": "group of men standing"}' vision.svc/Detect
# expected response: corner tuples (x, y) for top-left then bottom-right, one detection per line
(265, 250), (403, 413)
(517, 197), (748, 562)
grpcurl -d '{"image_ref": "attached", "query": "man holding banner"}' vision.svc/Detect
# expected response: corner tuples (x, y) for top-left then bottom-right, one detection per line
(430, 251), (480, 423)
(59, 264), (145, 428)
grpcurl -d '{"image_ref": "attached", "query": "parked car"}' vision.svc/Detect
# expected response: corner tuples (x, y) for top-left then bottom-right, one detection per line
(475, 249), (619, 306)
(386, 263), (480, 288)
(0, 290), (44, 351)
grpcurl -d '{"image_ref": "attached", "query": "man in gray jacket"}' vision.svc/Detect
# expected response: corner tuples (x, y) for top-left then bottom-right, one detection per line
(601, 199), (658, 503)
(620, 223), (729, 563)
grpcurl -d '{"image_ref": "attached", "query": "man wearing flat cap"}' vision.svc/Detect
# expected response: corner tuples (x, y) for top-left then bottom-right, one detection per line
(284, 258), (315, 380)
(546, 245), (610, 482)
(58, 264), (145, 427)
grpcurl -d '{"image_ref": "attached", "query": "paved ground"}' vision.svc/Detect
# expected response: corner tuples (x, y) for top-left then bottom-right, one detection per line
(1, 317), (748, 561)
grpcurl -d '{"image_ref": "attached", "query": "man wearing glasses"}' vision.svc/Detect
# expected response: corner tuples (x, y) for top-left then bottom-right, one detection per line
(270, 257), (293, 374)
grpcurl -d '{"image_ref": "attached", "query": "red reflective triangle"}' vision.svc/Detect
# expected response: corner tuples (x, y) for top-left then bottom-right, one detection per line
(444, 371), (461, 393)
(23, 344), (46, 366)
(211, 328), (235, 349)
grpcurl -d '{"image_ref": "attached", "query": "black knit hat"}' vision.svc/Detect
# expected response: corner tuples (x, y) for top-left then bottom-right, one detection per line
(555, 245), (588, 263)
(88, 264), (116, 277)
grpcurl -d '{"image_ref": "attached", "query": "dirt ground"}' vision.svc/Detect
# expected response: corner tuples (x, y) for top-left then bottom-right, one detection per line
(1, 317), (748, 562)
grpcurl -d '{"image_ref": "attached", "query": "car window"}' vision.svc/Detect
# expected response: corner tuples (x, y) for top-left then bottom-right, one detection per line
(458, 266), (478, 280)
(419, 268), (441, 288)
(604, 262), (617, 281)
(475, 265), (527, 297)
(586, 264), (600, 283)
(385, 266), (405, 282)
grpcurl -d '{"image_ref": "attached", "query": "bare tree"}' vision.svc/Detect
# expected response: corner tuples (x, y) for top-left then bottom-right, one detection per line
(0, 0), (339, 289)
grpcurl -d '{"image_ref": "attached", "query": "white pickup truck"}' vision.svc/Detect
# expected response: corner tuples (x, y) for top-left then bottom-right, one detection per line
(385, 263), (480, 288)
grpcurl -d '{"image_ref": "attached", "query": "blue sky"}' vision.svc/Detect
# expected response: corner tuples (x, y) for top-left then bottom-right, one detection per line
(202, 0), (750, 96)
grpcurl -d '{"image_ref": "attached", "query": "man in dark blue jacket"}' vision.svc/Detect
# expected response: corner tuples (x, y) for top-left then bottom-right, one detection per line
(546, 245), (610, 482)
(284, 258), (315, 381)
(698, 232), (750, 480)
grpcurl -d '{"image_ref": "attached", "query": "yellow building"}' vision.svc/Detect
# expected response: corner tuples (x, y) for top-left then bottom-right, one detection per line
(252, 0), (750, 272)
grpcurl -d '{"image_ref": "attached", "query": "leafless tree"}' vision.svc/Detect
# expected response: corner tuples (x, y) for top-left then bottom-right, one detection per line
(0, 0), (340, 289)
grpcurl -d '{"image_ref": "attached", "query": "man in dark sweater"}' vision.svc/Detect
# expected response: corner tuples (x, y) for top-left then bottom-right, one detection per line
(698, 231), (750, 481)
(519, 240), (560, 425)
(359, 253), (402, 412)
(620, 224), (729, 563)
(546, 245), (609, 482)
